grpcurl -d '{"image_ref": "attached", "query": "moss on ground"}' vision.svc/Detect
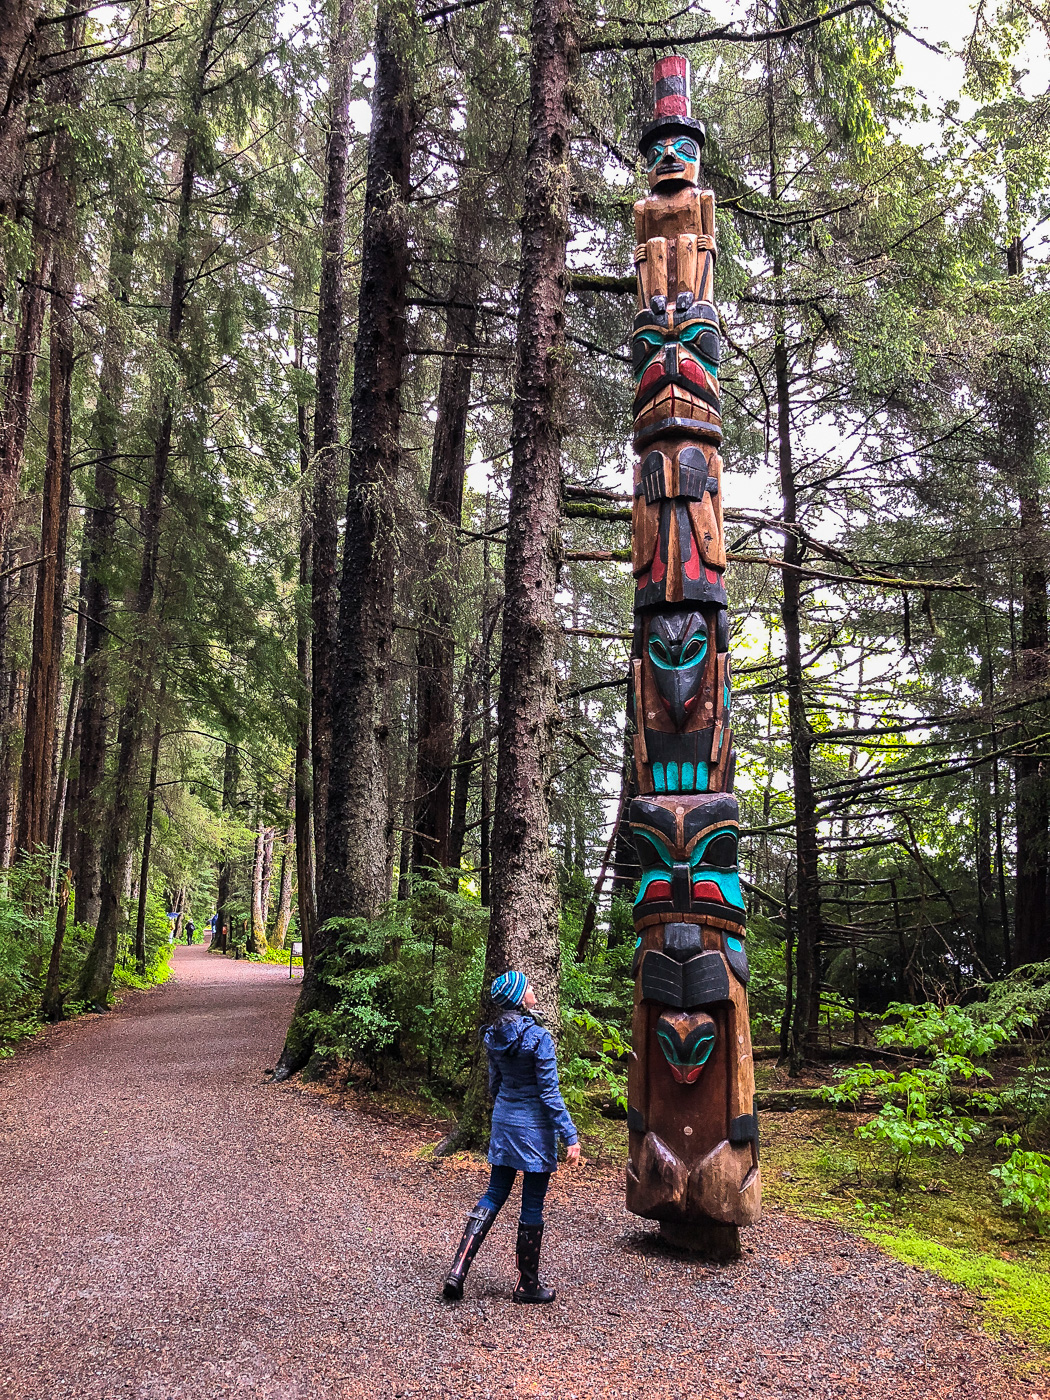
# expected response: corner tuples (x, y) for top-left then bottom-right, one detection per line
(760, 1103), (1050, 1357)
(870, 1231), (1050, 1349)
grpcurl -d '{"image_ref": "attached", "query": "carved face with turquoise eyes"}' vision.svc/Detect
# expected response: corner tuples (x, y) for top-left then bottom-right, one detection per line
(648, 612), (707, 730)
(645, 134), (701, 188)
(633, 307), (721, 414)
(656, 1010), (716, 1085)
(632, 817), (745, 924)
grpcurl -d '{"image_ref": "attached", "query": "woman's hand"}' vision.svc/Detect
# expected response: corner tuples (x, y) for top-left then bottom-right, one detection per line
(566, 1142), (581, 1166)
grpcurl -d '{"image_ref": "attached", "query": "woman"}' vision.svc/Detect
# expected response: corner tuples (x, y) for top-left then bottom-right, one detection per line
(443, 970), (580, 1304)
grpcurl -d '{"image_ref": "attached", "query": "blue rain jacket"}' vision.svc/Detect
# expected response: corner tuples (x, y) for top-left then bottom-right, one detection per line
(485, 1012), (578, 1173)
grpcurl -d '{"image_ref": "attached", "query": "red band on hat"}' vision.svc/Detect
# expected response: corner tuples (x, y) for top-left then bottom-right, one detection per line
(653, 55), (690, 118)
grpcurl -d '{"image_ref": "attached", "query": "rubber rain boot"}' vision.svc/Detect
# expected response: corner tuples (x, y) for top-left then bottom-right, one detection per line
(512, 1222), (555, 1304)
(443, 1206), (497, 1301)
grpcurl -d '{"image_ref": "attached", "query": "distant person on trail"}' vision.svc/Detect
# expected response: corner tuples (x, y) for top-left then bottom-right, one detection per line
(443, 970), (580, 1306)
(185, 920), (195, 945)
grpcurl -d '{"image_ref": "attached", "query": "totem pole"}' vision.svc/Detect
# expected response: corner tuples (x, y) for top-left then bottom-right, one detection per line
(624, 56), (760, 1255)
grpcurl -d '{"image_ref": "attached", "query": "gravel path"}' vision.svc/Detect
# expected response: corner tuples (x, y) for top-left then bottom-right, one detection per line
(0, 945), (1043, 1399)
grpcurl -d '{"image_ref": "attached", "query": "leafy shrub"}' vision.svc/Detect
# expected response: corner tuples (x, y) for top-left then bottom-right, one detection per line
(991, 1139), (1050, 1234)
(113, 889), (175, 988)
(823, 1059), (981, 1188)
(997, 1067), (1050, 1141)
(820, 1000), (999, 1188)
(877, 1000), (1022, 1059)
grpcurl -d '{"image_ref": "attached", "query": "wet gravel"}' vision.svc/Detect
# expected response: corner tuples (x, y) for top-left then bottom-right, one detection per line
(0, 944), (1043, 1399)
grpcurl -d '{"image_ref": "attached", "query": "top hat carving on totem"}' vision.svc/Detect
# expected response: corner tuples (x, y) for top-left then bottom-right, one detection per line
(624, 56), (760, 1241)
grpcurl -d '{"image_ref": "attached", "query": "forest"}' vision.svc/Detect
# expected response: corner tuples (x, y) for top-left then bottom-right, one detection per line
(4, 0), (1050, 1242)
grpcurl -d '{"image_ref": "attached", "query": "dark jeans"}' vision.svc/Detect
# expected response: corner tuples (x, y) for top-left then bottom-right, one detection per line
(477, 1165), (551, 1226)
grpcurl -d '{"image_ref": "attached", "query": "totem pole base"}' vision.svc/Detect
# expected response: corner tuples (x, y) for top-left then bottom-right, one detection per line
(659, 1217), (741, 1262)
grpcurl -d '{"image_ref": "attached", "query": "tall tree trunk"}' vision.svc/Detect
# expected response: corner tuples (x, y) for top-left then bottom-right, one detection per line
(260, 826), (275, 926)
(766, 65), (823, 1073)
(411, 12), (496, 873)
(47, 598), (86, 891)
(214, 743), (237, 950)
(397, 674), (416, 900)
(447, 653), (478, 879)
(448, 0), (577, 1151)
(273, 821), (294, 948)
(293, 317), (316, 960)
(0, 156), (53, 546)
(40, 871), (70, 1021)
(248, 823), (267, 955)
(275, 0), (415, 1079)
(1005, 242), (1049, 965)
(133, 705), (163, 976)
(76, 0), (224, 1007)
(0, 627), (25, 870)
(311, 0), (356, 885)
(482, 0), (575, 1019)
(71, 195), (140, 928)
(15, 221), (75, 856)
(479, 501), (495, 907)
(0, 0), (42, 296)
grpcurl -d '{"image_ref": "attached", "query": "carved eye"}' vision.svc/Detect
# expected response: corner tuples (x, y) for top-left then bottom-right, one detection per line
(636, 329), (664, 349)
(635, 834), (670, 871)
(681, 635), (706, 665)
(646, 142), (665, 170)
(649, 638), (671, 666)
(700, 833), (737, 869)
(673, 138), (698, 160)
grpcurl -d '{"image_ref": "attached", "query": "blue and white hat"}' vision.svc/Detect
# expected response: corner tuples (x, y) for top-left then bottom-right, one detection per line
(490, 970), (529, 1008)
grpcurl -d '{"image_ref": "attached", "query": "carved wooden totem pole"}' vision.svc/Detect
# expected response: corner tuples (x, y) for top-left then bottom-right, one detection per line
(624, 56), (760, 1255)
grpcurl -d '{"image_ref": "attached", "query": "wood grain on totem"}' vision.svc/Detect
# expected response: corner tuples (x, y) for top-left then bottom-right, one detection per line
(633, 188), (716, 305)
(630, 442), (725, 577)
(626, 942), (759, 1225)
(631, 624), (733, 796)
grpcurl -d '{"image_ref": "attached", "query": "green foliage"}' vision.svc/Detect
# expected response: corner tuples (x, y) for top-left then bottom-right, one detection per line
(991, 1139), (1050, 1235)
(877, 1001), (1024, 1060)
(307, 881), (488, 1080)
(113, 891), (175, 989)
(820, 1000), (1001, 1187)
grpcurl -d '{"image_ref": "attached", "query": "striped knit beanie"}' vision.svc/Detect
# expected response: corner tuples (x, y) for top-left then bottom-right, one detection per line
(490, 970), (529, 1008)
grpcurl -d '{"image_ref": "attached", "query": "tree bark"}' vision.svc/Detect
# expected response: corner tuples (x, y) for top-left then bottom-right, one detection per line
(133, 707), (163, 977)
(76, 0), (224, 1007)
(397, 674), (416, 900)
(0, 0), (43, 300)
(273, 821), (294, 948)
(447, 652), (479, 879)
(249, 823), (268, 955)
(294, 318), (317, 961)
(445, 0), (577, 1150)
(0, 157), (53, 547)
(483, 0), (575, 1016)
(40, 871), (70, 1022)
(479, 502), (496, 907)
(1005, 242), (1049, 965)
(16, 221), (75, 856)
(411, 14), (495, 874)
(47, 597), (85, 890)
(71, 194), (140, 928)
(274, 0), (415, 1079)
(766, 65), (823, 1073)
(214, 743), (237, 950)
(310, 0), (356, 885)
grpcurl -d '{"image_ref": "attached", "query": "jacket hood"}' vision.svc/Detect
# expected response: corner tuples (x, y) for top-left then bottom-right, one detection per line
(484, 1012), (534, 1056)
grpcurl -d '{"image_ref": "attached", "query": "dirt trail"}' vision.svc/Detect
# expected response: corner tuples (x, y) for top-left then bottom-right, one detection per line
(0, 944), (1042, 1399)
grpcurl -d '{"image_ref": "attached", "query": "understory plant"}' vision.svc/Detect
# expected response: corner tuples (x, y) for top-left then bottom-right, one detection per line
(820, 1001), (1007, 1188)
(991, 1136), (1050, 1235)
